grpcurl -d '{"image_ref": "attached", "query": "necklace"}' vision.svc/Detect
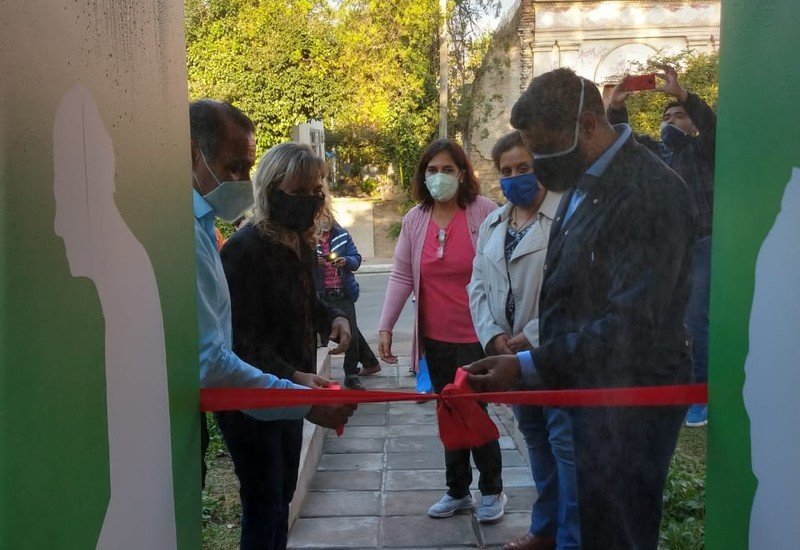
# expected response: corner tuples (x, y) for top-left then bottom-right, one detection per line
(510, 206), (537, 231)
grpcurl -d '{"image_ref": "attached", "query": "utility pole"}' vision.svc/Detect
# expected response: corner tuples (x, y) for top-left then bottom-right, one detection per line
(438, 0), (448, 139)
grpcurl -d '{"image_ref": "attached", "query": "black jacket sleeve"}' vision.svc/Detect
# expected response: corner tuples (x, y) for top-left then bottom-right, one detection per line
(682, 92), (717, 163)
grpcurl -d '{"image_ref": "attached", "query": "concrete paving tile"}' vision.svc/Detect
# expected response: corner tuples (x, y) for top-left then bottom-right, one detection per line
(389, 400), (434, 412)
(496, 466), (534, 487)
(385, 469), (447, 491)
(309, 470), (382, 491)
(362, 377), (401, 389)
(397, 377), (417, 389)
(387, 423), (438, 437)
(387, 436), (444, 452)
(383, 515), (478, 547)
(386, 451), (445, 470)
(384, 489), (450, 516)
(300, 491), (381, 517)
(387, 411), (439, 426)
(319, 452), (384, 471)
(498, 436), (516, 450)
(500, 450), (527, 467)
(354, 402), (387, 415)
(501, 486), (538, 512)
(288, 516), (378, 548)
(478, 511), (531, 546)
(347, 414), (387, 426)
(366, 366), (400, 378)
(324, 437), (385, 454)
(328, 425), (388, 439)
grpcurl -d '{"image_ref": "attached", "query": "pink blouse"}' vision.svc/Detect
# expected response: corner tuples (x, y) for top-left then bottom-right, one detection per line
(419, 209), (479, 343)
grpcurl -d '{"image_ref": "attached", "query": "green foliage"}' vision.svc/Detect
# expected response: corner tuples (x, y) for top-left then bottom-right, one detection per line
(186, 0), (342, 155)
(624, 50), (719, 137)
(186, 0), (443, 196)
(388, 221), (403, 240)
(660, 428), (707, 549)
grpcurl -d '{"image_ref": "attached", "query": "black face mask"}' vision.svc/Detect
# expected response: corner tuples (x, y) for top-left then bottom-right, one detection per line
(268, 189), (324, 232)
(533, 148), (585, 192)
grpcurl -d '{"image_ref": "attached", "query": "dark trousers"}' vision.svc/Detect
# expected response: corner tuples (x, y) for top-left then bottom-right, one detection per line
(215, 412), (303, 550)
(326, 293), (378, 376)
(684, 236), (711, 384)
(569, 405), (686, 550)
(424, 337), (503, 498)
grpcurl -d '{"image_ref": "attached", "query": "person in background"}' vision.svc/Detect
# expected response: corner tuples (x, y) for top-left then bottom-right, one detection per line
(377, 139), (506, 523)
(468, 132), (578, 550)
(608, 64), (716, 427)
(314, 187), (381, 389)
(189, 99), (354, 494)
(217, 141), (356, 550)
(464, 68), (695, 550)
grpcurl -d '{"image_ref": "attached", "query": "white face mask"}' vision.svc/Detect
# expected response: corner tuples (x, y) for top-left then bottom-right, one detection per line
(196, 150), (254, 222)
(425, 172), (459, 202)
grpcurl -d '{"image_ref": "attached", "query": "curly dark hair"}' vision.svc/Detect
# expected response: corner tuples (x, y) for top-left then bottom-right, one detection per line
(511, 68), (605, 134)
(412, 139), (481, 209)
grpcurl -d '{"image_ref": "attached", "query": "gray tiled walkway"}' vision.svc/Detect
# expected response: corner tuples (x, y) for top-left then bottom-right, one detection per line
(288, 354), (537, 549)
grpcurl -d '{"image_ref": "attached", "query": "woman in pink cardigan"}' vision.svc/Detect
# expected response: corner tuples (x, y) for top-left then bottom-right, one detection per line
(377, 139), (506, 523)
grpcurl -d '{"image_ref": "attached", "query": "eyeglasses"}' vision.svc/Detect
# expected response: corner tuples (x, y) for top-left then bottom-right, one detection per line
(436, 228), (446, 260)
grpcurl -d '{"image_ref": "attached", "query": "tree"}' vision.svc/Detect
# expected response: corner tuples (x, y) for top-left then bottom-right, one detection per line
(186, 0), (342, 154)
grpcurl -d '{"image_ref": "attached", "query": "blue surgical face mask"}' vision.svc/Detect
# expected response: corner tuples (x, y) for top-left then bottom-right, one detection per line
(500, 171), (540, 206)
(660, 122), (690, 150)
(196, 151), (254, 222)
(425, 172), (459, 202)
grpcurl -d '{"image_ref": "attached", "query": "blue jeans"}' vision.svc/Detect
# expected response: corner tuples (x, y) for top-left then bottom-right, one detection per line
(684, 236), (711, 384)
(514, 405), (580, 549)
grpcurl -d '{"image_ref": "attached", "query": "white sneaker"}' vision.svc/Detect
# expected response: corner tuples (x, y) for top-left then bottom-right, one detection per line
(427, 493), (474, 518)
(477, 493), (507, 523)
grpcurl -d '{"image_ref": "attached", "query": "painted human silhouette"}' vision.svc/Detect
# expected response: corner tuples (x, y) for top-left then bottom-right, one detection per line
(53, 85), (178, 549)
(743, 167), (800, 549)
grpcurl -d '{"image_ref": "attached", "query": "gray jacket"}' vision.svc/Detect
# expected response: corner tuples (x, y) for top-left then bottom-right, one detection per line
(468, 191), (561, 352)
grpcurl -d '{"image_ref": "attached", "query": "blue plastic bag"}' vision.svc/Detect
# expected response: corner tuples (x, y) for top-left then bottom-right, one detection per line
(416, 355), (432, 394)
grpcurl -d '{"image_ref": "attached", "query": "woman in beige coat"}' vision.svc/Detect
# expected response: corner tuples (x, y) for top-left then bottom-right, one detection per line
(467, 132), (579, 550)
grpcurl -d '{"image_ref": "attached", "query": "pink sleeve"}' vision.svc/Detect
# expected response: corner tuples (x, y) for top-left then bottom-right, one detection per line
(378, 213), (415, 332)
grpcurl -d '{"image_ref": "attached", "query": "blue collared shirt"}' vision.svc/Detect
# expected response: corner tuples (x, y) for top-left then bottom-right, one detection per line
(194, 190), (309, 420)
(516, 124), (632, 386)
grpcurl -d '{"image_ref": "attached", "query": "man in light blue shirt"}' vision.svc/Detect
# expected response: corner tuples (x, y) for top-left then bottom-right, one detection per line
(190, 100), (354, 484)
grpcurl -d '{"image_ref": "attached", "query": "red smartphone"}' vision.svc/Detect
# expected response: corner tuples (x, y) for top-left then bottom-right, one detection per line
(623, 74), (657, 92)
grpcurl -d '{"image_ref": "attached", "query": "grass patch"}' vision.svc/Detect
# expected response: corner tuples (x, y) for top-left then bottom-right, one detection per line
(660, 426), (707, 549)
(202, 415), (241, 550)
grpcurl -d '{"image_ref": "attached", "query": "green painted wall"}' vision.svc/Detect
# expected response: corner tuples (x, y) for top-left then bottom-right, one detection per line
(0, 2), (199, 548)
(708, 1), (800, 548)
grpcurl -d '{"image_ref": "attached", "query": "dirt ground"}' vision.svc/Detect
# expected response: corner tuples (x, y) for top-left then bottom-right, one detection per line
(371, 198), (405, 258)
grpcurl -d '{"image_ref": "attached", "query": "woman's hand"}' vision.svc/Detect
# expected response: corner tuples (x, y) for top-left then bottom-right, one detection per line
(329, 317), (352, 354)
(332, 257), (347, 269)
(378, 330), (397, 364)
(507, 333), (532, 352)
(487, 333), (513, 356)
(292, 371), (332, 389)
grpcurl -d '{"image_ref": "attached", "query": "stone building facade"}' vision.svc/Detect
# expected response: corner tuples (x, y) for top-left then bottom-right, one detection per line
(467, 0), (720, 198)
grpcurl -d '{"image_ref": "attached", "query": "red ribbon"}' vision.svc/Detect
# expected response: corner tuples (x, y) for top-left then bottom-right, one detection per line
(200, 383), (707, 412)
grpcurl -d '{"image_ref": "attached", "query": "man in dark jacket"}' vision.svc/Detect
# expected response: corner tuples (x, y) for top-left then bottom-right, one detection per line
(607, 65), (716, 427)
(465, 68), (695, 550)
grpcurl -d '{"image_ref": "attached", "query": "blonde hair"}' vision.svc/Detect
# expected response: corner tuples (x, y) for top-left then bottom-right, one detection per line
(314, 179), (335, 238)
(251, 142), (325, 246)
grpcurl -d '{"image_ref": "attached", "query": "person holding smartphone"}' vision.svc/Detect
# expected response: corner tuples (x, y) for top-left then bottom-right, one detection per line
(314, 189), (381, 390)
(608, 64), (717, 428)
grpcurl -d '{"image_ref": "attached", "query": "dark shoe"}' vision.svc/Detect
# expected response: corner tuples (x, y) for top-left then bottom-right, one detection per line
(344, 375), (365, 390)
(503, 533), (556, 550)
(359, 362), (381, 376)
